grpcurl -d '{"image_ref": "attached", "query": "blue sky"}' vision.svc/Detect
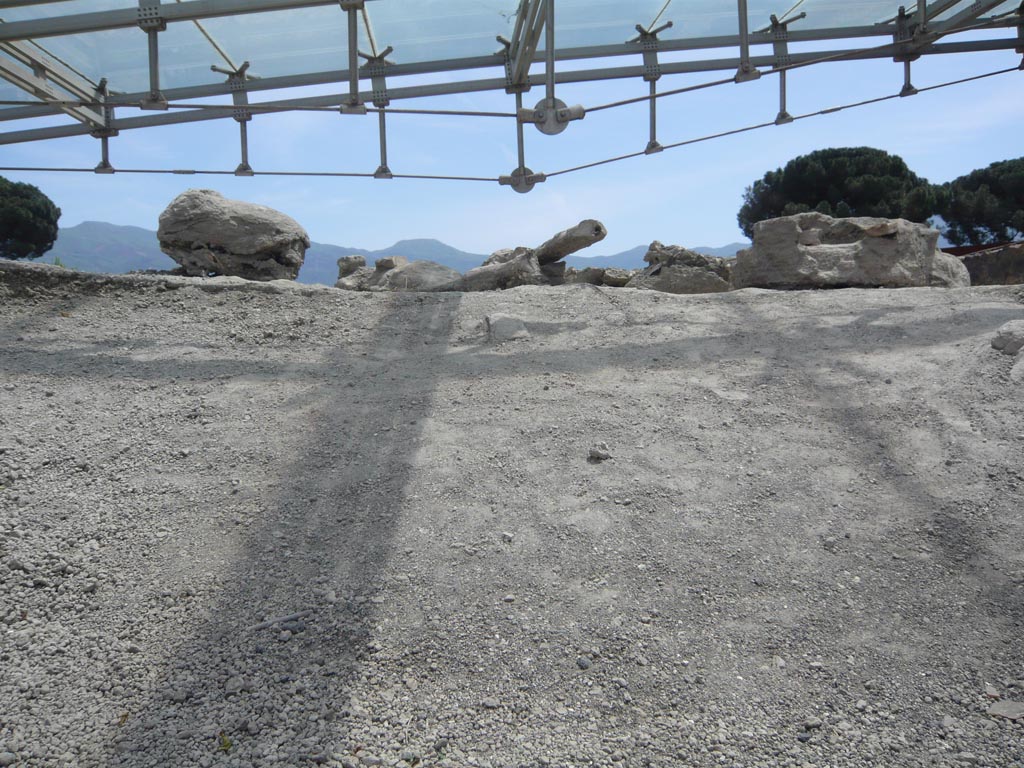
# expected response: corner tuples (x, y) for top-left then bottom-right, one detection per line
(3, 33), (1022, 256)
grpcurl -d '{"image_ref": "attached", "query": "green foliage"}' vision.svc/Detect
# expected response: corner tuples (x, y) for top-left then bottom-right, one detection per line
(0, 176), (61, 260)
(737, 147), (935, 238)
(940, 157), (1024, 246)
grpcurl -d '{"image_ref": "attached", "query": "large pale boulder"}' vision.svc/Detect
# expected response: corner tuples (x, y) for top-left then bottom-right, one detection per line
(157, 189), (309, 281)
(733, 213), (970, 289)
(992, 320), (1024, 356)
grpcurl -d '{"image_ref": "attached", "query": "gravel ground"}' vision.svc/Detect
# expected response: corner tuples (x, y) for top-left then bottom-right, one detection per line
(1, 260), (1023, 768)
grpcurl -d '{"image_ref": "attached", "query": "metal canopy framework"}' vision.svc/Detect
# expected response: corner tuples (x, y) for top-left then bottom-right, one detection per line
(0, 0), (1021, 191)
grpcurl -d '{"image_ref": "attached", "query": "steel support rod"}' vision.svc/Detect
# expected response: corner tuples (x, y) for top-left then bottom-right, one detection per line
(234, 119), (253, 174)
(374, 108), (391, 178)
(143, 28), (167, 109)
(346, 5), (359, 106)
(776, 69), (793, 123)
(645, 80), (662, 153)
(515, 91), (526, 169)
(545, 0), (555, 104)
(735, 0), (759, 81)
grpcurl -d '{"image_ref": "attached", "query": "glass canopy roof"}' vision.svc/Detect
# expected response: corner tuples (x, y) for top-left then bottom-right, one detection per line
(0, 0), (1020, 188)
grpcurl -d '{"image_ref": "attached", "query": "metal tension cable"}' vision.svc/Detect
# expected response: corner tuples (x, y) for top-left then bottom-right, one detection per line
(628, 18), (674, 154)
(91, 78), (117, 174)
(138, 0), (168, 109)
(211, 61), (258, 176)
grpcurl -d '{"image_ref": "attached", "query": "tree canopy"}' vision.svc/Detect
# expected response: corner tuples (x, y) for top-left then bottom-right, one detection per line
(0, 176), (61, 260)
(737, 147), (935, 239)
(939, 157), (1024, 246)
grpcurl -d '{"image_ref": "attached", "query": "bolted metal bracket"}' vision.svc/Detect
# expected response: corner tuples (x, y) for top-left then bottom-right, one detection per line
(499, 166), (546, 194)
(629, 21), (674, 82)
(518, 97), (585, 136)
(137, 0), (166, 32)
(498, 35), (531, 94)
(212, 61), (258, 122)
(359, 46), (394, 107)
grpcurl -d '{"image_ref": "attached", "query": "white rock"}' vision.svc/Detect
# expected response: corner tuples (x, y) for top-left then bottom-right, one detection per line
(991, 319), (1024, 356)
(733, 212), (970, 289)
(157, 189), (309, 281)
(486, 314), (530, 342)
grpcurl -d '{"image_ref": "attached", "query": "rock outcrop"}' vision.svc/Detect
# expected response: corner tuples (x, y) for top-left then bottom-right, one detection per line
(626, 241), (733, 294)
(450, 251), (543, 292)
(643, 241), (733, 282)
(371, 259), (462, 292)
(959, 242), (1024, 286)
(534, 220), (607, 265)
(335, 256), (462, 292)
(733, 213), (970, 290)
(627, 264), (732, 294)
(336, 255), (366, 280)
(157, 189), (309, 281)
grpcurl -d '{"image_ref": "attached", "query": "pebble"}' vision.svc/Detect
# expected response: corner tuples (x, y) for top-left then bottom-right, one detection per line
(576, 656), (592, 670)
(987, 700), (1024, 720)
(588, 443), (612, 461)
(481, 697), (500, 709)
(0, 753), (15, 767)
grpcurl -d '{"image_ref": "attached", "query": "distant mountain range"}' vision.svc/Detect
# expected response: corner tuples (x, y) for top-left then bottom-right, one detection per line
(37, 221), (749, 284)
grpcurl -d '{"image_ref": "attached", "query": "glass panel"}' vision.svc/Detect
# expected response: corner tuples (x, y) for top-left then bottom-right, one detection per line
(197, 7), (352, 81)
(764, 1), (907, 28)
(358, 0), (520, 64)
(8, 21), (222, 92)
(0, 0), (127, 23)
(0, 50), (32, 107)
